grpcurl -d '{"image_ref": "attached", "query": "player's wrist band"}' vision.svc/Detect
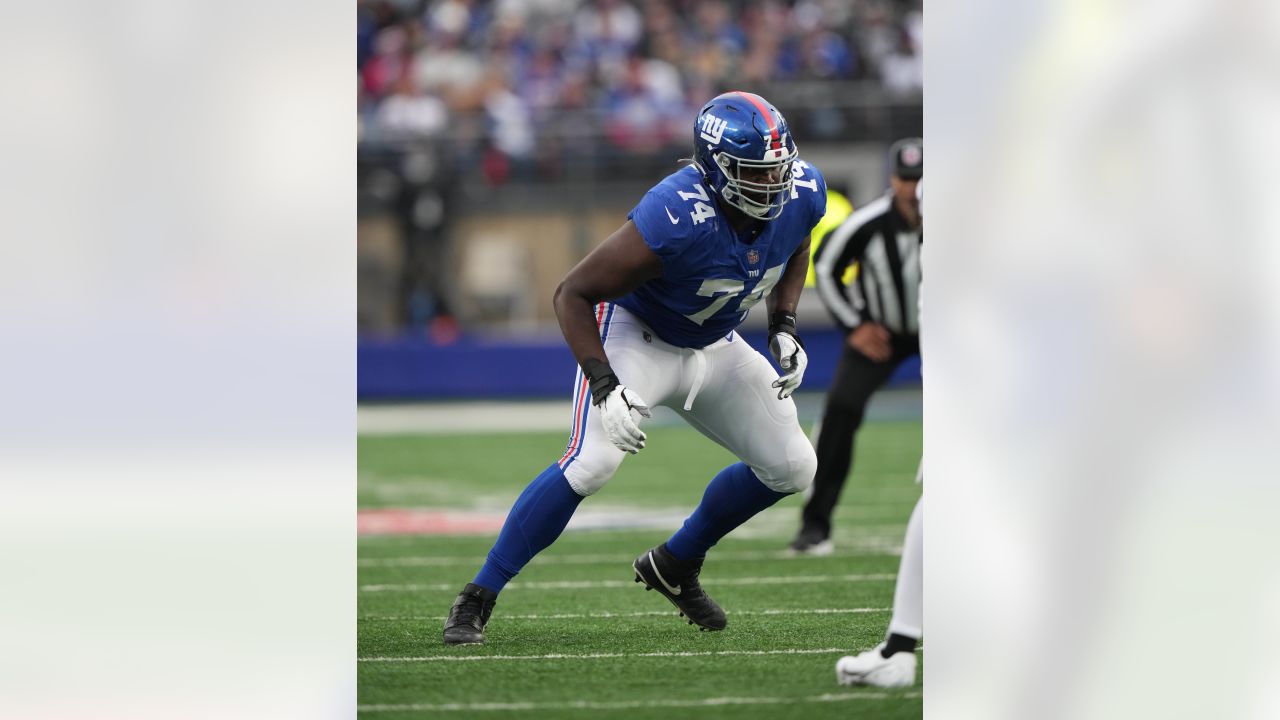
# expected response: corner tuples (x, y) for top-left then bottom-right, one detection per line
(768, 311), (800, 342)
(582, 358), (620, 406)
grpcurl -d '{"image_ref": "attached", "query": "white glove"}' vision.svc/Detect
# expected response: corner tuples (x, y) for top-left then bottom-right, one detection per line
(599, 385), (651, 454)
(769, 331), (808, 400)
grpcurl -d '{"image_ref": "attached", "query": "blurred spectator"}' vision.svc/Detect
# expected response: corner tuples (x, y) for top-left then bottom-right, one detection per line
(361, 20), (413, 100)
(375, 77), (449, 139)
(357, 0), (922, 335)
(357, 0), (923, 166)
(574, 0), (643, 50)
(601, 54), (684, 155)
(414, 30), (484, 101)
(880, 28), (923, 96)
(483, 74), (537, 178)
(690, 0), (748, 57)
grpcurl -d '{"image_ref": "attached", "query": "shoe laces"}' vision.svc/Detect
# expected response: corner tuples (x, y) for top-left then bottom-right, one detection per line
(452, 592), (489, 627)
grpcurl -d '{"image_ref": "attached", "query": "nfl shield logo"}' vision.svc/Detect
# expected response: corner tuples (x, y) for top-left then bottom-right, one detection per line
(902, 145), (922, 167)
(746, 249), (760, 265)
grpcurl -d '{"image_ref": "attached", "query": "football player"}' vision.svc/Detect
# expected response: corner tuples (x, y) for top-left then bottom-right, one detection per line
(835, 178), (924, 687)
(443, 92), (828, 644)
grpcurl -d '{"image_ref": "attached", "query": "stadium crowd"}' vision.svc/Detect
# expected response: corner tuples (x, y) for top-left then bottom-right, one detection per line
(358, 0), (922, 177)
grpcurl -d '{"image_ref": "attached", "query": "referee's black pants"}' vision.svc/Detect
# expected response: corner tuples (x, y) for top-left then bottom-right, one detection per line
(800, 334), (919, 538)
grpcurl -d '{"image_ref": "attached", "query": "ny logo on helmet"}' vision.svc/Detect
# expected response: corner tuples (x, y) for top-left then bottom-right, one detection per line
(699, 113), (729, 145)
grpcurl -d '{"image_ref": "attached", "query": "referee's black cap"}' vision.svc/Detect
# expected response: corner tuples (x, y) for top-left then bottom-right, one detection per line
(889, 137), (923, 180)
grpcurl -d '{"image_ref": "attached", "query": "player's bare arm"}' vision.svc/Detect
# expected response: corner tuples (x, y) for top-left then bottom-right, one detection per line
(553, 220), (662, 368)
(553, 219), (663, 454)
(765, 234), (812, 399)
(767, 233), (811, 319)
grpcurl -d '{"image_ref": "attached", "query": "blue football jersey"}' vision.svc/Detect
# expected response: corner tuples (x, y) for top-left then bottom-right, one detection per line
(617, 161), (828, 348)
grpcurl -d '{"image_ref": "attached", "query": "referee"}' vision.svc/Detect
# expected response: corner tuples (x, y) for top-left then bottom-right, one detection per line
(790, 137), (923, 555)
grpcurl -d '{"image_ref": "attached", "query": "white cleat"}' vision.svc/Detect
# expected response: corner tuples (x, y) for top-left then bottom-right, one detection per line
(787, 539), (834, 557)
(835, 644), (917, 688)
(801, 539), (834, 556)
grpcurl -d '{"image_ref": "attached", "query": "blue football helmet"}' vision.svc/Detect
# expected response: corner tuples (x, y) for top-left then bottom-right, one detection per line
(692, 91), (797, 221)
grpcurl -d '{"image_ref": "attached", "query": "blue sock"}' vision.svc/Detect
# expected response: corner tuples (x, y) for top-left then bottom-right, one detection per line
(666, 462), (790, 560)
(472, 463), (585, 594)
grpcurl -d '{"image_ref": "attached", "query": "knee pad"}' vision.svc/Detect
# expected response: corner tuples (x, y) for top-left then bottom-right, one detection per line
(755, 437), (818, 494)
(561, 448), (623, 497)
(785, 442), (818, 494)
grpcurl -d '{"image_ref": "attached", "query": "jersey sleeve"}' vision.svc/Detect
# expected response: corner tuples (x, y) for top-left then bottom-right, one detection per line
(801, 161), (829, 233)
(627, 185), (693, 265)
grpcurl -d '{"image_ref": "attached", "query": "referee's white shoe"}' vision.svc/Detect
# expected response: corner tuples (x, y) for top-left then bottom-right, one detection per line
(835, 644), (917, 688)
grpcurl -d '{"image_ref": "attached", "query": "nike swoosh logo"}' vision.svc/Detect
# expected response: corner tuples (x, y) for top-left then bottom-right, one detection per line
(665, 206), (680, 224)
(648, 551), (682, 595)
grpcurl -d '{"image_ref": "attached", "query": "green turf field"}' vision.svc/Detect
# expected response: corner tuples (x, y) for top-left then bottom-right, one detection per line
(358, 418), (922, 718)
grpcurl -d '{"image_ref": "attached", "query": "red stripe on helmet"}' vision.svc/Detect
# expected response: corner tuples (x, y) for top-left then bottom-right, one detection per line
(732, 91), (781, 150)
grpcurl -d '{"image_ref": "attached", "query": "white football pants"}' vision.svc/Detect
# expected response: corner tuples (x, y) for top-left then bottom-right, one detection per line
(888, 494), (923, 639)
(557, 303), (817, 497)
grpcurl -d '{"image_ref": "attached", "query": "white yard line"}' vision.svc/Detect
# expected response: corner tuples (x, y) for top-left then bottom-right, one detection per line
(358, 690), (920, 712)
(356, 522), (913, 543)
(358, 546), (901, 567)
(358, 401), (571, 434)
(361, 607), (891, 621)
(357, 390), (919, 436)
(360, 573), (896, 593)
(361, 480), (920, 498)
(360, 647), (855, 663)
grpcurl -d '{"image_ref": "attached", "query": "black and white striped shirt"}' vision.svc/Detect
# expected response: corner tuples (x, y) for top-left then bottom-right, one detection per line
(814, 192), (922, 336)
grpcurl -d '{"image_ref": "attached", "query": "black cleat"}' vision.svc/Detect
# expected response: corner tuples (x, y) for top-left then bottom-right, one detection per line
(632, 544), (727, 631)
(442, 583), (498, 645)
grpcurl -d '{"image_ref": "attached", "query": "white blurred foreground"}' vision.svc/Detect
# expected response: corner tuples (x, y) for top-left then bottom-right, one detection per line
(0, 0), (1275, 717)
(927, 0), (1280, 717)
